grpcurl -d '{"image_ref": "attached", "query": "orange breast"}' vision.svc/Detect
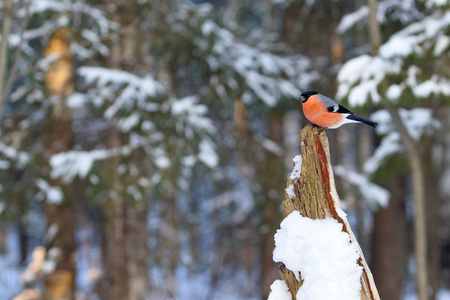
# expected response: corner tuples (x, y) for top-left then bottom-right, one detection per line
(302, 95), (343, 128)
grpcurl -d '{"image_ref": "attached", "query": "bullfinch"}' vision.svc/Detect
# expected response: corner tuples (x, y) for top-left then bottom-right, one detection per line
(299, 91), (377, 134)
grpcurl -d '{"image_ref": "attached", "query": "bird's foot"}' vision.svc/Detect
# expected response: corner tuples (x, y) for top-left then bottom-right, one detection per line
(316, 127), (327, 135)
(311, 123), (326, 135)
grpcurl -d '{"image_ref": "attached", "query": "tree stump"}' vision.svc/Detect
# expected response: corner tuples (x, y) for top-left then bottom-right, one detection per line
(279, 124), (380, 300)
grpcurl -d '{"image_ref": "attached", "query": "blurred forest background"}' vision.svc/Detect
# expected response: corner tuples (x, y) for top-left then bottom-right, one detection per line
(0, 0), (449, 299)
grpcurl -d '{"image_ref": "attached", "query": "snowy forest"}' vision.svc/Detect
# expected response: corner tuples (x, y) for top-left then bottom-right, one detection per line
(0, 0), (449, 299)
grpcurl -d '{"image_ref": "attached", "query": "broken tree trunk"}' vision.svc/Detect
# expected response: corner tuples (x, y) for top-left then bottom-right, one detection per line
(279, 124), (380, 300)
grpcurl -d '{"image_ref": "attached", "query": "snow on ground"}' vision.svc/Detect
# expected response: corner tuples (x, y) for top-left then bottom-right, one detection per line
(403, 289), (450, 300)
(0, 227), (24, 300)
(148, 264), (260, 300)
(273, 211), (362, 300)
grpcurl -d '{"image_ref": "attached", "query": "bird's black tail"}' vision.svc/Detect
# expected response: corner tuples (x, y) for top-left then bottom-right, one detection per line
(346, 114), (377, 128)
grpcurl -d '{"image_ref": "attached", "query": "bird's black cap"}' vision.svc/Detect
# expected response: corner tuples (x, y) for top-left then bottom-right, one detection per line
(299, 91), (318, 103)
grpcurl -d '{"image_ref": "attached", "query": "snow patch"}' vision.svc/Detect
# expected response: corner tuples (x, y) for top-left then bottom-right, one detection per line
(50, 149), (110, 183)
(364, 108), (440, 174)
(289, 155), (302, 180)
(337, 55), (401, 105)
(337, 6), (369, 33)
(198, 139), (218, 168)
(273, 211), (362, 300)
(258, 137), (284, 156)
(386, 84), (404, 101)
(268, 279), (291, 300)
(334, 165), (389, 208)
(36, 179), (63, 204)
(285, 184), (295, 199)
(172, 96), (214, 133)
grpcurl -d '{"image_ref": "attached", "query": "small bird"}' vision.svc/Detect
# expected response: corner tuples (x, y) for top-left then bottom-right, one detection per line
(299, 91), (377, 134)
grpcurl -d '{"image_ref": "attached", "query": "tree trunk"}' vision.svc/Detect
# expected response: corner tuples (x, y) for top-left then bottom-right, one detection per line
(383, 100), (429, 300)
(257, 109), (285, 299)
(422, 136), (442, 299)
(367, 0), (428, 298)
(127, 202), (150, 300)
(0, 0), (13, 116)
(44, 184), (76, 300)
(162, 195), (178, 297)
(102, 130), (129, 300)
(371, 174), (408, 300)
(100, 1), (150, 298)
(43, 28), (76, 300)
(278, 124), (380, 299)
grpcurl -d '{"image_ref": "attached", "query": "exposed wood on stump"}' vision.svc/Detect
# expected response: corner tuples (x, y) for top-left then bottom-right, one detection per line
(279, 124), (380, 300)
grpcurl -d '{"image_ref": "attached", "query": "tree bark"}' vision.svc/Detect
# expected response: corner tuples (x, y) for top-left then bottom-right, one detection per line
(256, 109), (285, 299)
(43, 28), (76, 300)
(371, 174), (408, 300)
(100, 1), (150, 298)
(127, 202), (150, 300)
(278, 124), (380, 299)
(0, 0), (13, 116)
(102, 130), (129, 300)
(368, 0), (381, 55)
(367, 0), (428, 298)
(383, 97), (429, 300)
(422, 136), (442, 299)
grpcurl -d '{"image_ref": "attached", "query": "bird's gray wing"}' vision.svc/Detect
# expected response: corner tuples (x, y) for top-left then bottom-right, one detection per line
(319, 93), (353, 114)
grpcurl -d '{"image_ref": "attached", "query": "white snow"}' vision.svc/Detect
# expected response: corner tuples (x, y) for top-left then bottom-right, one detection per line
(413, 76), (450, 98)
(197, 19), (315, 106)
(334, 165), (389, 208)
(117, 113), (141, 132)
(41, 247), (61, 274)
(50, 149), (110, 183)
(379, 34), (420, 58)
(364, 132), (401, 174)
(426, 0), (448, 7)
(171, 96), (214, 133)
(379, 10), (450, 58)
(437, 289), (450, 300)
(399, 108), (440, 140)
(258, 136), (284, 156)
(0, 142), (31, 168)
(0, 159), (11, 169)
(78, 67), (165, 113)
(386, 84), (404, 101)
(152, 148), (171, 169)
(203, 185), (254, 225)
(337, 11), (450, 106)
(172, 96), (206, 115)
(337, 6), (369, 33)
(337, 1), (421, 33)
(434, 35), (450, 56)
(289, 155), (302, 180)
(198, 139), (219, 168)
(273, 211), (362, 300)
(337, 55), (401, 105)
(66, 92), (87, 108)
(36, 179), (64, 204)
(267, 279), (291, 300)
(364, 108), (440, 174)
(285, 184), (296, 199)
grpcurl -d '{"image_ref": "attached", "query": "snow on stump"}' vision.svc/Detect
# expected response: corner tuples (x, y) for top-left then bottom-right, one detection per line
(269, 124), (380, 300)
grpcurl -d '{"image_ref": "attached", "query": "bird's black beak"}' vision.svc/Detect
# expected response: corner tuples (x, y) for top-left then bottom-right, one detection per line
(299, 96), (306, 103)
